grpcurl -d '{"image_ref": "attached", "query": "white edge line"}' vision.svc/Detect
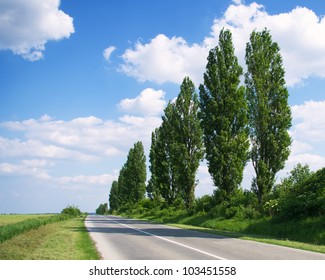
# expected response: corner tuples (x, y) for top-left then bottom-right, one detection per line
(103, 216), (227, 260)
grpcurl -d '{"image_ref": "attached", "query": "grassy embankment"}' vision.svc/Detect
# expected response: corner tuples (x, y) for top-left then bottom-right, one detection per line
(116, 206), (325, 254)
(0, 214), (100, 260)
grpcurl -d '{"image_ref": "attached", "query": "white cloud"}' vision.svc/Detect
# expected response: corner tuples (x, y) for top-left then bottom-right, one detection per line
(103, 46), (116, 61)
(0, 161), (51, 179)
(276, 100), (325, 176)
(120, 34), (208, 85)
(56, 174), (116, 186)
(118, 88), (166, 116)
(120, 2), (325, 86)
(0, 0), (74, 61)
(0, 137), (96, 161)
(291, 100), (325, 142)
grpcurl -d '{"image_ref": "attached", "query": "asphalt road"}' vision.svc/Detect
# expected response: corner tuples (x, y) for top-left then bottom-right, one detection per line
(85, 215), (325, 260)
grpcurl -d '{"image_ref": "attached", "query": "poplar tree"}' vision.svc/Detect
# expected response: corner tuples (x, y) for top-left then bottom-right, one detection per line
(118, 141), (147, 205)
(148, 107), (179, 205)
(199, 29), (249, 200)
(109, 180), (119, 211)
(148, 77), (203, 209)
(125, 141), (147, 203)
(245, 29), (292, 204)
(171, 77), (204, 209)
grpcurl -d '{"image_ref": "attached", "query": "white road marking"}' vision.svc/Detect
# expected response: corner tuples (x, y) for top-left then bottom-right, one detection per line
(103, 216), (227, 260)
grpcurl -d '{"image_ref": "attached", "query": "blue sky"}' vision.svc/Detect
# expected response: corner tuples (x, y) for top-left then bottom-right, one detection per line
(1, 0), (325, 214)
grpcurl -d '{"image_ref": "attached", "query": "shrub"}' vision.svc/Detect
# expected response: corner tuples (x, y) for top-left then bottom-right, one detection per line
(275, 166), (325, 221)
(61, 205), (82, 217)
(195, 195), (214, 213)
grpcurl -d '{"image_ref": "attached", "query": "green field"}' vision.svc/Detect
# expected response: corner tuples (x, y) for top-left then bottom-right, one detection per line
(0, 214), (55, 227)
(0, 214), (100, 260)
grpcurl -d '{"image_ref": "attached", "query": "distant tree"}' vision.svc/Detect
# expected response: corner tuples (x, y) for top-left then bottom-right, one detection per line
(148, 112), (177, 205)
(245, 29), (292, 205)
(109, 181), (120, 211)
(96, 203), (108, 215)
(61, 205), (82, 217)
(119, 141), (147, 205)
(199, 29), (249, 200)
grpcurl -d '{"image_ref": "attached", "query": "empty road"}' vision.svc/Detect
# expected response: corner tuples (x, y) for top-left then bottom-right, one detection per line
(85, 215), (325, 260)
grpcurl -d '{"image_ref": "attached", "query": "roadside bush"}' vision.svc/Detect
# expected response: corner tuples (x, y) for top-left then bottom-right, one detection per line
(275, 166), (325, 221)
(61, 205), (82, 217)
(195, 195), (214, 213)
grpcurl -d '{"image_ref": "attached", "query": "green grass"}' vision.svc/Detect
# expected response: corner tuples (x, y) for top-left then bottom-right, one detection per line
(0, 214), (55, 226)
(0, 216), (100, 260)
(0, 214), (70, 243)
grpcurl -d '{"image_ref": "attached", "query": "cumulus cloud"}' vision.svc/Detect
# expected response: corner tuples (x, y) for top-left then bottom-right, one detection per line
(56, 174), (116, 186)
(291, 100), (325, 142)
(118, 88), (166, 116)
(277, 100), (325, 176)
(0, 161), (51, 179)
(120, 2), (325, 86)
(0, 0), (74, 61)
(103, 46), (116, 61)
(120, 34), (208, 85)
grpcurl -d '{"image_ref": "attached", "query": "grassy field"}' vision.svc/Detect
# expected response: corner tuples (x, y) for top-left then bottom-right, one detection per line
(0, 215), (100, 260)
(0, 214), (55, 226)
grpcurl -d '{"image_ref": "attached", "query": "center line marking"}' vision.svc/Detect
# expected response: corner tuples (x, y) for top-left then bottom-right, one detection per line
(103, 216), (227, 260)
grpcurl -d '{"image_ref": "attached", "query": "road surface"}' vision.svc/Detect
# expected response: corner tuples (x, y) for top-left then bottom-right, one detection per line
(85, 215), (325, 260)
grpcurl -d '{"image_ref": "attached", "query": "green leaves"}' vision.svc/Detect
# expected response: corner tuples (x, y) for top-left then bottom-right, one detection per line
(245, 29), (292, 204)
(148, 77), (204, 209)
(109, 141), (147, 210)
(199, 29), (249, 199)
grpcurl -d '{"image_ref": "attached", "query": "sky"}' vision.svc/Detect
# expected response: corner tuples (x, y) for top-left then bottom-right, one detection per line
(1, 0), (325, 214)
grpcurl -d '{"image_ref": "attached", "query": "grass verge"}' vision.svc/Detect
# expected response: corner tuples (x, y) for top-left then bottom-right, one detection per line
(0, 216), (100, 260)
(168, 223), (325, 254)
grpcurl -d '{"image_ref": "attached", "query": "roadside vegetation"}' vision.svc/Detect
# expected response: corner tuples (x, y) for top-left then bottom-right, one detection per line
(0, 206), (100, 260)
(96, 28), (324, 254)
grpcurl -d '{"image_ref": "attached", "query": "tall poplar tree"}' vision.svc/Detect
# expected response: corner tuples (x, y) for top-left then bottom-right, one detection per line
(125, 141), (147, 203)
(148, 77), (204, 209)
(109, 180), (119, 211)
(171, 77), (204, 209)
(245, 29), (292, 204)
(199, 29), (249, 200)
(118, 141), (147, 205)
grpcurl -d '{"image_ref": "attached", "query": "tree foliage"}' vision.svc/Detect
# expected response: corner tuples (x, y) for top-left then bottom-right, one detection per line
(96, 203), (108, 215)
(273, 164), (325, 220)
(148, 77), (203, 209)
(61, 205), (82, 217)
(108, 180), (119, 211)
(112, 141), (146, 210)
(199, 29), (249, 200)
(245, 29), (292, 204)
